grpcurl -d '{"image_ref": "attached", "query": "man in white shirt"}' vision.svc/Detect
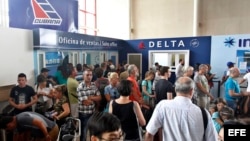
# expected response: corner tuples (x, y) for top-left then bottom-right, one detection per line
(239, 71), (250, 92)
(175, 59), (184, 80)
(144, 77), (218, 141)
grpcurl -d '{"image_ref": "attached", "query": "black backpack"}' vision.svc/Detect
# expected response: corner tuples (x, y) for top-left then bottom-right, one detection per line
(200, 106), (208, 138)
(59, 117), (77, 141)
(138, 79), (148, 92)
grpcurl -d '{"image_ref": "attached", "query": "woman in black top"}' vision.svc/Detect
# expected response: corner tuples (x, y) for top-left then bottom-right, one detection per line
(109, 80), (146, 141)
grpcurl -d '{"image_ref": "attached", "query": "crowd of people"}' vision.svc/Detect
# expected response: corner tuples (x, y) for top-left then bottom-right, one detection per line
(0, 59), (250, 141)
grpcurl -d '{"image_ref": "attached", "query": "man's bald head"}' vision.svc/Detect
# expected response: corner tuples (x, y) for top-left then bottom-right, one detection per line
(175, 77), (194, 95)
(229, 67), (240, 78)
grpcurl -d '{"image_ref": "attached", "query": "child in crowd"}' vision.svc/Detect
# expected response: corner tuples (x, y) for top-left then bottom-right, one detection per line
(218, 106), (239, 141)
(86, 112), (124, 141)
(209, 104), (216, 116)
(211, 98), (227, 133)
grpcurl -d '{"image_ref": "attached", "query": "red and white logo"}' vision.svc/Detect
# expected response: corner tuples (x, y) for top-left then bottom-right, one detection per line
(31, 0), (62, 25)
(138, 41), (146, 49)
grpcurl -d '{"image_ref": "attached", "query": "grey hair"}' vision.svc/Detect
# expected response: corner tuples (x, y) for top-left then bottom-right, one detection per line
(127, 64), (136, 75)
(175, 77), (194, 94)
(198, 64), (207, 70)
(124, 64), (129, 70)
(183, 66), (194, 73)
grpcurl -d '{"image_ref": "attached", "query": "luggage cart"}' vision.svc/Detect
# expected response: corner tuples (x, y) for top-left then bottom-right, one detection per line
(57, 117), (81, 141)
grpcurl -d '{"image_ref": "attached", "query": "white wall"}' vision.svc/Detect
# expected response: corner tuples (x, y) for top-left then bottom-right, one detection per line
(130, 0), (250, 39)
(131, 0), (194, 39)
(96, 0), (131, 39)
(199, 0), (250, 35)
(0, 27), (35, 86)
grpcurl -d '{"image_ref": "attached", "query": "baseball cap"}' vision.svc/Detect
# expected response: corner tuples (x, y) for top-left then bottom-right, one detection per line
(41, 68), (50, 73)
(227, 62), (234, 67)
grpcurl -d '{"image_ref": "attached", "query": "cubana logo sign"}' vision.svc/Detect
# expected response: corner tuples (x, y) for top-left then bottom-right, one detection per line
(31, 0), (62, 25)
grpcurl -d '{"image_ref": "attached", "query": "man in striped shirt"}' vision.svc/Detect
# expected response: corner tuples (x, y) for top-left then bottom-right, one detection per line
(77, 69), (101, 141)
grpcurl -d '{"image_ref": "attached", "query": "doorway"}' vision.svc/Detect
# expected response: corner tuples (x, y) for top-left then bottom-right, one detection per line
(149, 50), (190, 72)
(127, 53), (142, 79)
(109, 52), (118, 67)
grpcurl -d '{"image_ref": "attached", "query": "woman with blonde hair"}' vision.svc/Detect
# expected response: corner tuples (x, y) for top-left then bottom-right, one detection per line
(141, 70), (155, 108)
(103, 72), (120, 112)
(183, 66), (194, 78)
(105, 72), (120, 101)
(48, 85), (70, 128)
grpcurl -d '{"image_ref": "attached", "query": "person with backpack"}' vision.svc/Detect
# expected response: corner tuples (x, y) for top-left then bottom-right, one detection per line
(140, 70), (155, 131)
(141, 70), (155, 108)
(145, 77), (218, 141)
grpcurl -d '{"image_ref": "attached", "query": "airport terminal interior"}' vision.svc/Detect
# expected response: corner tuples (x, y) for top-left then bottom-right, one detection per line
(1, 0), (250, 141)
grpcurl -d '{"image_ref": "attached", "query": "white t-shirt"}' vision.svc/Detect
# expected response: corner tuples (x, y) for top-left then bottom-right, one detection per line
(175, 63), (184, 78)
(146, 96), (218, 141)
(226, 70), (230, 76)
(35, 84), (53, 108)
(243, 72), (250, 92)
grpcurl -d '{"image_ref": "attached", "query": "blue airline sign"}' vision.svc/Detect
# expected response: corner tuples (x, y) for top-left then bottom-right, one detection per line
(33, 28), (125, 50)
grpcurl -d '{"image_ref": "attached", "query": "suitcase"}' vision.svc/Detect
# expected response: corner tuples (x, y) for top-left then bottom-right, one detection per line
(57, 117), (81, 141)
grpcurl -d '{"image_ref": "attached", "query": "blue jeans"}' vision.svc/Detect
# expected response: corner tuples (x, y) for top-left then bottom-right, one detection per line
(79, 113), (92, 141)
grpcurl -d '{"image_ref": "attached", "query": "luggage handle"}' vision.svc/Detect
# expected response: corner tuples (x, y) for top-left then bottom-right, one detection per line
(65, 117), (81, 138)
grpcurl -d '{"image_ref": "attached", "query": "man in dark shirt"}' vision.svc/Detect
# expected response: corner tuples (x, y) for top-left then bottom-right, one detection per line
(155, 66), (174, 104)
(40, 68), (57, 86)
(9, 73), (37, 115)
